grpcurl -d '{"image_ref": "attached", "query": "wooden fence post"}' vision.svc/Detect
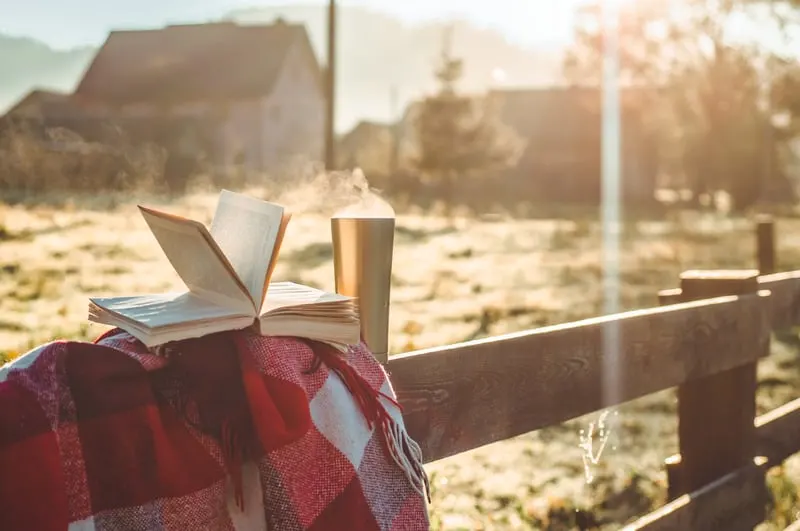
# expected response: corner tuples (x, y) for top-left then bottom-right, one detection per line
(663, 270), (763, 517)
(756, 216), (776, 275)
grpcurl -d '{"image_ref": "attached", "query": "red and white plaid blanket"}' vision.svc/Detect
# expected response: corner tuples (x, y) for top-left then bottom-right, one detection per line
(0, 329), (430, 530)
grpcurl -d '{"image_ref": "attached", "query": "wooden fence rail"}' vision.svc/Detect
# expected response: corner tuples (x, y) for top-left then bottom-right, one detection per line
(387, 216), (800, 529)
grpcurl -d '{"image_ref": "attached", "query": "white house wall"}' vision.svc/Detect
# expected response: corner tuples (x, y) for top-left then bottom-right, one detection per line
(221, 99), (264, 168)
(260, 39), (325, 171)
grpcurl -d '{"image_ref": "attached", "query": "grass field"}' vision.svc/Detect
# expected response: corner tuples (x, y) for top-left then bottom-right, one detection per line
(1, 189), (799, 529)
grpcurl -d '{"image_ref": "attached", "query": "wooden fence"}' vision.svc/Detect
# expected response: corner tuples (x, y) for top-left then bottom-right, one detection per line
(387, 216), (800, 530)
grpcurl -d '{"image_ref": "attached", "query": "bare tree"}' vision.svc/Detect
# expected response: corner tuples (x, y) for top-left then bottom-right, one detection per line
(564, 0), (800, 210)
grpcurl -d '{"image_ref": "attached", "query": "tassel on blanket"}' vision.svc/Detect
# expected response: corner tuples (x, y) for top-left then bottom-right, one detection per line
(144, 332), (264, 513)
(221, 419), (246, 511)
(309, 341), (431, 502)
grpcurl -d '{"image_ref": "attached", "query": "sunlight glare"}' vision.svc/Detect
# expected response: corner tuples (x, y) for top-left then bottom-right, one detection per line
(578, 0), (624, 484)
(491, 68), (508, 85)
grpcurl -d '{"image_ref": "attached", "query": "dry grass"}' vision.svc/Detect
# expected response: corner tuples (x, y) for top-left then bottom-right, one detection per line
(1, 191), (800, 529)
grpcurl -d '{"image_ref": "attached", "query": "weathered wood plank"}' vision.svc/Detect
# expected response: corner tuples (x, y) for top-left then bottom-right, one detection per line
(756, 216), (776, 275)
(647, 390), (800, 530)
(657, 271), (800, 330)
(658, 396), (800, 501)
(623, 460), (769, 531)
(671, 271), (761, 504)
(758, 271), (800, 330)
(756, 397), (800, 465)
(390, 293), (770, 463)
(658, 288), (683, 306)
(645, 394), (800, 531)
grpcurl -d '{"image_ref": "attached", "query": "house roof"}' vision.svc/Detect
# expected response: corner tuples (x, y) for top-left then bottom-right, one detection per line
(338, 120), (396, 157)
(74, 20), (318, 105)
(339, 121), (392, 148)
(3, 89), (73, 119)
(487, 86), (653, 142)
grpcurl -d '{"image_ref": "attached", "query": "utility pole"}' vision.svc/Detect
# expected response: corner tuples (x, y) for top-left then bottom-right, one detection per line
(389, 85), (399, 178)
(324, 0), (337, 171)
(761, 0), (777, 203)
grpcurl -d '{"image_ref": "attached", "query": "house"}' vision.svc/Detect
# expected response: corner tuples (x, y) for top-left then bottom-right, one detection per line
(2, 89), (73, 121)
(0, 89), (99, 149)
(0, 89), (90, 136)
(71, 20), (325, 172)
(487, 87), (660, 204)
(337, 86), (659, 205)
(337, 121), (393, 172)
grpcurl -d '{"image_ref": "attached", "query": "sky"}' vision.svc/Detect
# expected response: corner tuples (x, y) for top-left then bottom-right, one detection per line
(0, 0), (579, 50)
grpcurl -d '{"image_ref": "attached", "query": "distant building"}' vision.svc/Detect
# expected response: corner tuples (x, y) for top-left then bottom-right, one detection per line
(0, 89), (95, 149)
(2, 89), (75, 122)
(69, 20), (325, 171)
(487, 86), (660, 204)
(337, 120), (394, 172)
(339, 86), (660, 205)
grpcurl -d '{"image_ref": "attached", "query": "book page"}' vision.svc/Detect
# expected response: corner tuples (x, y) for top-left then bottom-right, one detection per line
(254, 282), (360, 348)
(258, 316), (361, 347)
(260, 212), (291, 303)
(90, 292), (250, 329)
(210, 190), (287, 312)
(260, 282), (353, 314)
(139, 206), (254, 314)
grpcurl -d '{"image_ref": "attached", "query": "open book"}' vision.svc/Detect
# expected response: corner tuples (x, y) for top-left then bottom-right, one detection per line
(88, 190), (360, 349)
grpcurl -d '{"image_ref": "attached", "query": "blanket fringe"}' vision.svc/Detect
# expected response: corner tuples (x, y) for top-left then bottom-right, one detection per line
(312, 343), (431, 502)
(221, 420), (246, 511)
(381, 413), (430, 502)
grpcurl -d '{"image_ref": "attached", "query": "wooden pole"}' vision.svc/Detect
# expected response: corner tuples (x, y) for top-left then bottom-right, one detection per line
(324, 0), (337, 171)
(657, 288), (683, 306)
(389, 85), (399, 181)
(660, 216), (778, 308)
(661, 270), (765, 530)
(756, 216), (776, 275)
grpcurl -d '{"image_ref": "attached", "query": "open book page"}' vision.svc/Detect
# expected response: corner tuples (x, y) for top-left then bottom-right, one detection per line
(90, 293), (255, 347)
(90, 292), (251, 329)
(258, 316), (360, 347)
(210, 190), (288, 311)
(260, 213), (291, 304)
(256, 283), (360, 346)
(259, 282), (354, 315)
(139, 206), (254, 315)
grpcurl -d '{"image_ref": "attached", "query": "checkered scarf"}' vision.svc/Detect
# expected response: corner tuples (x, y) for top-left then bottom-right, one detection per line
(0, 329), (430, 530)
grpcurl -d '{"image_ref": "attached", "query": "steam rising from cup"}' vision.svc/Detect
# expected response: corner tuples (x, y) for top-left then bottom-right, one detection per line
(331, 183), (396, 219)
(331, 188), (395, 364)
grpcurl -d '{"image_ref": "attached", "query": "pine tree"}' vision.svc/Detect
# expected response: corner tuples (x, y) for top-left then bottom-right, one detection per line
(413, 28), (522, 214)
